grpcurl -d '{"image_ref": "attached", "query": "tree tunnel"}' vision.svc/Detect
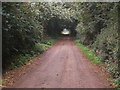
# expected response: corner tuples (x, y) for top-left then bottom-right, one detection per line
(45, 17), (78, 37)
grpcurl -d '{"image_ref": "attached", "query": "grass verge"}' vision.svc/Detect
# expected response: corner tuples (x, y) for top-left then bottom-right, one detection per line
(75, 40), (101, 64)
(7, 37), (56, 70)
(75, 40), (120, 88)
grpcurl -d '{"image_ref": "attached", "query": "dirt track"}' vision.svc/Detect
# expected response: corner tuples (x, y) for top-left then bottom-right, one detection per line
(12, 37), (111, 88)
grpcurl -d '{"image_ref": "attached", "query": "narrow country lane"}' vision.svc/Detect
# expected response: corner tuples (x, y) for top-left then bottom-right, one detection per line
(11, 37), (110, 88)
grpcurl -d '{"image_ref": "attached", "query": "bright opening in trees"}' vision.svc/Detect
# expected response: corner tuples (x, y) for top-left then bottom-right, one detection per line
(61, 28), (70, 35)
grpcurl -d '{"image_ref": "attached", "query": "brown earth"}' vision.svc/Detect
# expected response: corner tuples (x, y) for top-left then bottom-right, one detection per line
(5, 37), (111, 88)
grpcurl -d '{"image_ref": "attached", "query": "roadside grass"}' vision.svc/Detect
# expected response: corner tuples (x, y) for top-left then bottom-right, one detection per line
(8, 37), (56, 70)
(0, 79), (6, 86)
(0, 80), (2, 85)
(75, 40), (101, 64)
(114, 77), (120, 89)
(75, 40), (120, 88)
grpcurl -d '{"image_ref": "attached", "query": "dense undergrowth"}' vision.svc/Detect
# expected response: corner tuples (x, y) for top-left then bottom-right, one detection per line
(7, 37), (56, 70)
(75, 3), (119, 88)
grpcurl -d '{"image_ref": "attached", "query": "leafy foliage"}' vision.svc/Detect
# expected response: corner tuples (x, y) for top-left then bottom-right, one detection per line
(2, 2), (119, 88)
(2, 2), (78, 68)
(2, 2), (59, 69)
(2, 3), (44, 67)
(75, 2), (119, 88)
